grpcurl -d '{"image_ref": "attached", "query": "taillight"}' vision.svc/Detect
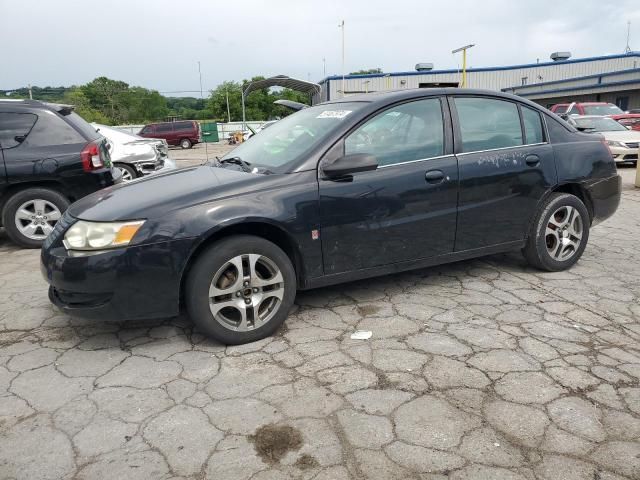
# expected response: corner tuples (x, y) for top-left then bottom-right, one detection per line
(81, 142), (104, 172)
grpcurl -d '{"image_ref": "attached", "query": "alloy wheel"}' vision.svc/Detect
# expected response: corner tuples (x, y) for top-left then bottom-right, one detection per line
(117, 166), (133, 182)
(208, 254), (284, 331)
(545, 205), (583, 261)
(14, 199), (61, 240)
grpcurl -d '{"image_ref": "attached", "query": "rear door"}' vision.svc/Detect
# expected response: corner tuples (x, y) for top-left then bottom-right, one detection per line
(318, 97), (459, 274)
(450, 96), (556, 251)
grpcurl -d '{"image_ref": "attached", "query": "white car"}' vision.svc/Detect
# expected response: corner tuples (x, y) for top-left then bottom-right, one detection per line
(91, 124), (175, 181)
(569, 115), (640, 164)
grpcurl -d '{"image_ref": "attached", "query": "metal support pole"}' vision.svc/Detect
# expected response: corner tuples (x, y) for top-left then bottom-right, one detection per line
(462, 49), (467, 88)
(241, 90), (246, 131)
(226, 90), (231, 123)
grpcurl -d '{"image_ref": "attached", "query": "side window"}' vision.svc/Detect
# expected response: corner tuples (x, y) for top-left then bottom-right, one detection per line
(554, 105), (568, 114)
(454, 97), (523, 152)
(521, 106), (544, 144)
(156, 123), (173, 133)
(140, 126), (153, 134)
(25, 112), (85, 146)
(345, 98), (444, 166)
(174, 122), (192, 131)
(0, 112), (37, 149)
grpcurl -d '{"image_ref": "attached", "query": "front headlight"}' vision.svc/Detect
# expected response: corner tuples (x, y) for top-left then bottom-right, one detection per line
(607, 140), (626, 148)
(63, 220), (145, 251)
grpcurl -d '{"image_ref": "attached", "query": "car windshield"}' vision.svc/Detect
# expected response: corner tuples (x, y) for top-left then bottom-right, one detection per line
(582, 104), (624, 115)
(220, 102), (365, 173)
(573, 117), (628, 132)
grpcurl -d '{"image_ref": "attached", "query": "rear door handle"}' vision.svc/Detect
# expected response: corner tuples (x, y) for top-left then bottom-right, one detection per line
(425, 169), (445, 184)
(525, 154), (540, 166)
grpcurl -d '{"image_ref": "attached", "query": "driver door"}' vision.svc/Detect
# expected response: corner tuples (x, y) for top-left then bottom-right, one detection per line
(318, 97), (459, 275)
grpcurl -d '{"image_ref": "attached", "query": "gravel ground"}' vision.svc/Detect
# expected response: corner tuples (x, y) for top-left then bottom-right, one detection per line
(0, 165), (639, 480)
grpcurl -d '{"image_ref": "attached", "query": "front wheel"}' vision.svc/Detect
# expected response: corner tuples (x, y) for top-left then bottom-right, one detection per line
(2, 188), (70, 248)
(185, 235), (296, 344)
(523, 193), (590, 271)
(180, 138), (192, 149)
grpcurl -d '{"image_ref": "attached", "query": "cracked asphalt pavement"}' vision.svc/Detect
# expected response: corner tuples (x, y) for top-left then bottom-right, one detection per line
(1, 167), (639, 480)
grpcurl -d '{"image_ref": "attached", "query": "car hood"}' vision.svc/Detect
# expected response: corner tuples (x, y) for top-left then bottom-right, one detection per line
(68, 165), (269, 221)
(599, 130), (640, 142)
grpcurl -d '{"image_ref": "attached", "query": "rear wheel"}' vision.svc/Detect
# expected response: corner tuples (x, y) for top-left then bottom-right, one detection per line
(523, 193), (590, 271)
(185, 235), (296, 344)
(2, 188), (69, 248)
(180, 138), (192, 149)
(114, 163), (137, 182)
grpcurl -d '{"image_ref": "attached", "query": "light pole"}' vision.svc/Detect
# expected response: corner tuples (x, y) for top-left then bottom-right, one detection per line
(225, 88), (231, 123)
(338, 20), (345, 97)
(452, 44), (475, 88)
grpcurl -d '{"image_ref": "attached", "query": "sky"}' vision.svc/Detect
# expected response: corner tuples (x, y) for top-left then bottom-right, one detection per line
(2, 0), (640, 95)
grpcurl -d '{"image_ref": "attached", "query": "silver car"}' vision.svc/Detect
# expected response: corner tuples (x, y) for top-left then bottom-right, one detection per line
(91, 124), (175, 181)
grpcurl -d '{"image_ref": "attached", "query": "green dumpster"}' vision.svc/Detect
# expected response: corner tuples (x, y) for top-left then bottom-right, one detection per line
(200, 121), (219, 142)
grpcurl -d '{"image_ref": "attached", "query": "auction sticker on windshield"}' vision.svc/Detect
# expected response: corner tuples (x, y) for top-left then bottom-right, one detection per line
(317, 110), (352, 119)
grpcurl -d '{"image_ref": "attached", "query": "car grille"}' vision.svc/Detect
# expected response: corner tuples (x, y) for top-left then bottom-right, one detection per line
(624, 142), (639, 149)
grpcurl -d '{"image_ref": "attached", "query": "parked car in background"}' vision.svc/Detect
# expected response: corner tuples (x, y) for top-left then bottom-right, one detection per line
(138, 120), (200, 149)
(551, 102), (624, 116)
(42, 89), (620, 345)
(0, 100), (119, 248)
(551, 102), (640, 131)
(568, 115), (640, 164)
(91, 123), (174, 182)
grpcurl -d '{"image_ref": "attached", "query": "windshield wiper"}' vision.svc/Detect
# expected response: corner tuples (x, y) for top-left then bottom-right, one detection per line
(217, 156), (252, 173)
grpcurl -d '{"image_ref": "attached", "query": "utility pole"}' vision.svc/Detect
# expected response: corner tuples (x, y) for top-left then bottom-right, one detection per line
(452, 44), (475, 88)
(197, 61), (203, 101)
(323, 57), (326, 77)
(225, 88), (231, 123)
(28, 84), (32, 100)
(338, 20), (345, 97)
(625, 21), (632, 53)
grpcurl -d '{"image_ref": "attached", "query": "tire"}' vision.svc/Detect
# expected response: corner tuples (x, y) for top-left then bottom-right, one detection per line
(180, 138), (192, 149)
(522, 193), (590, 272)
(2, 188), (70, 248)
(114, 163), (137, 182)
(185, 235), (296, 344)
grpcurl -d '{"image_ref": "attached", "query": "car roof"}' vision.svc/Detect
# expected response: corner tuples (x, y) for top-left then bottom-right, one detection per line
(323, 87), (545, 110)
(0, 99), (75, 114)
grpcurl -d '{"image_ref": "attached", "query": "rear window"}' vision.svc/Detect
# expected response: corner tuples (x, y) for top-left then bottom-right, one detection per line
(174, 121), (194, 131)
(522, 106), (544, 144)
(156, 123), (173, 133)
(63, 111), (101, 141)
(0, 112), (37, 149)
(454, 97), (523, 152)
(24, 110), (86, 146)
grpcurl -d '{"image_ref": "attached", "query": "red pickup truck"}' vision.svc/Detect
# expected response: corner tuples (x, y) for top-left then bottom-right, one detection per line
(550, 102), (640, 131)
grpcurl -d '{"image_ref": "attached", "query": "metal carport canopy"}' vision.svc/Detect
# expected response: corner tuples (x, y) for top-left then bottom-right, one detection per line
(241, 75), (321, 127)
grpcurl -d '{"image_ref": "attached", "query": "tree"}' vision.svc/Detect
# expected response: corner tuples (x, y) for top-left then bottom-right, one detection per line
(349, 68), (383, 75)
(61, 88), (110, 124)
(207, 77), (311, 122)
(81, 77), (129, 123)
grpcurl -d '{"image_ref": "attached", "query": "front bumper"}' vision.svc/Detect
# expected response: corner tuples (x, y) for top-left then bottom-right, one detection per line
(41, 227), (195, 321)
(609, 145), (638, 162)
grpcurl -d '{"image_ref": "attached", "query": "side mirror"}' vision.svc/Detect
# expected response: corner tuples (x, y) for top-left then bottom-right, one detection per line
(323, 153), (378, 178)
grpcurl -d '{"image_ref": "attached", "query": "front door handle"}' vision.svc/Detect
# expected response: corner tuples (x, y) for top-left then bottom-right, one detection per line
(525, 154), (540, 166)
(425, 169), (445, 184)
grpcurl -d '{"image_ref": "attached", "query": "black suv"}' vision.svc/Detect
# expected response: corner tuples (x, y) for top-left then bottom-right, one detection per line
(0, 100), (119, 247)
